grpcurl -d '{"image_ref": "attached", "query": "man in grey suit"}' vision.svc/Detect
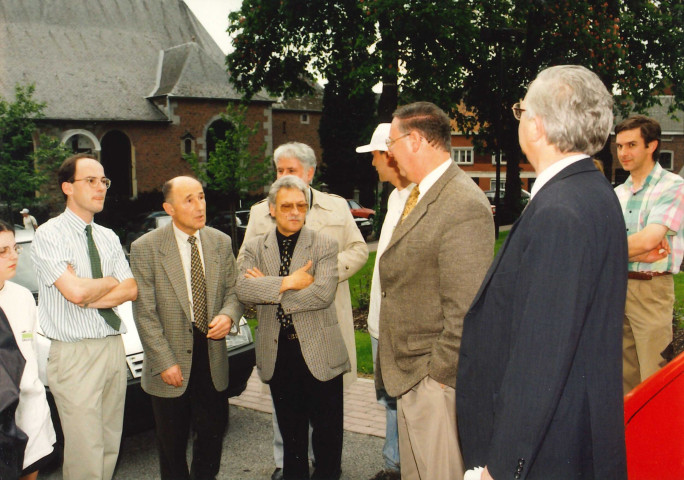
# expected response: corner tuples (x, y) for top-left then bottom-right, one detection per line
(379, 102), (494, 480)
(237, 175), (350, 480)
(130, 176), (243, 480)
(242, 141), (367, 480)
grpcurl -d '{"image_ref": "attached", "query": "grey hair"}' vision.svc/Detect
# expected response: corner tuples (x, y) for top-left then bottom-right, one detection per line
(267, 175), (310, 206)
(272, 142), (317, 175)
(524, 65), (614, 156)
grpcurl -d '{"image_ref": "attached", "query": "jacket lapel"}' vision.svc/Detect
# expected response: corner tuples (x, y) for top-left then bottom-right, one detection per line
(261, 229), (282, 277)
(290, 227), (313, 272)
(384, 162), (458, 254)
(159, 224), (192, 322)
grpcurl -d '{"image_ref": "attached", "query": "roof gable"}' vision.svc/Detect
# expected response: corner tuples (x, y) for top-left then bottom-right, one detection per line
(0, 0), (263, 121)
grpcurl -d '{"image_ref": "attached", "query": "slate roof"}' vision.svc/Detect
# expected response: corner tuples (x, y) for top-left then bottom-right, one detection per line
(0, 0), (269, 122)
(617, 96), (684, 135)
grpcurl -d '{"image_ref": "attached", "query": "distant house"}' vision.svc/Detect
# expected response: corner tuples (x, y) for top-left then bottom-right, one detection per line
(610, 96), (684, 184)
(0, 0), (273, 199)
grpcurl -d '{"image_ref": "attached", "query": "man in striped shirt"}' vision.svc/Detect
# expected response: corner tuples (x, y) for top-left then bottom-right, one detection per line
(31, 153), (137, 480)
(614, 115), (684, 394)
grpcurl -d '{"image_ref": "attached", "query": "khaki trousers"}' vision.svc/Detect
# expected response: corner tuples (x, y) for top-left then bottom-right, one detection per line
(48, 335), (126, 480)
(623, 275), (674, 394)
(397, 376), (464, 480)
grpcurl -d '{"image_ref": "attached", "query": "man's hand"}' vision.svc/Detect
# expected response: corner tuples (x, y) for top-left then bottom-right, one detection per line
(280, 260), (314, 292)
(207, 314), (233, 340)
(630, 237), (670, 263)
(161, 364), (183, 387)
(244, 266), (265, 278)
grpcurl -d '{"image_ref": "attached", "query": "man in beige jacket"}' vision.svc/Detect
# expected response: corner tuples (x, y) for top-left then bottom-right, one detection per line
(241, 141), (368, 479)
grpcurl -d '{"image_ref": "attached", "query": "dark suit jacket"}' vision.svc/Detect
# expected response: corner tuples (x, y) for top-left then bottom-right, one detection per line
(377, 162), (494, 397)
(236, 227), (350, 383)
(130, 224), (243, 397)
(457, 158), (628, 479)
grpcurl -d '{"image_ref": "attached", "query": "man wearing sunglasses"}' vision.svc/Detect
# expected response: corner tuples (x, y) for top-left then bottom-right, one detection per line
(31, 153), (137, 480)
(238, 175), (350, 480)
(242, 142), (367, 480)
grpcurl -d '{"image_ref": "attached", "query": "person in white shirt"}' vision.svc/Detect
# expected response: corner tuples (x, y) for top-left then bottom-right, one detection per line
(0, 219), (56, 480)
(20, 209), (38, 231)
(356, 123), (413, 480)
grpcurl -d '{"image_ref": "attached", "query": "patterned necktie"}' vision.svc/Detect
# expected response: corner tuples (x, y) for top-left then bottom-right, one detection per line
(276, 237), (294, 329)
(188, 236), (209, 334)
(85, 225), (121, 330)
(401, 186), (421, 223)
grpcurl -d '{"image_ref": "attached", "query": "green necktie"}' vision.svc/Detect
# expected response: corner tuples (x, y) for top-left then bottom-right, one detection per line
(85, 225), (121, 331)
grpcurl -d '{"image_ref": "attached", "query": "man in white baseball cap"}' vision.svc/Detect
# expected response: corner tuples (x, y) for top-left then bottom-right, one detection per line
(357, 123), (413, 480)
(20, 208), (38, 231)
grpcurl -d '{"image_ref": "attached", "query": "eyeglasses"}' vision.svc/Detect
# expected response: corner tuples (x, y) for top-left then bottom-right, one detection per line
(71, 177), (112, 189)
(279, 202), (309, 213)
(385, 133), (411, 149)
(0, 245), (22, 258)
(511, 102), (526, 121)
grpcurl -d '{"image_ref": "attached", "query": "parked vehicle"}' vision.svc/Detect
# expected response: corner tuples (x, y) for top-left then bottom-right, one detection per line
(347, 199), (375, 220)
(206, 209), (249, 249)
(14, 228), (255, 443)
(123, 211), (171, 254)
(355, 217), (373, 239)
(484, 189), (531, 206)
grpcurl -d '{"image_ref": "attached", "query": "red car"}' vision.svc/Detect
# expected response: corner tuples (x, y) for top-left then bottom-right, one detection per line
(347, 199), (375, 219)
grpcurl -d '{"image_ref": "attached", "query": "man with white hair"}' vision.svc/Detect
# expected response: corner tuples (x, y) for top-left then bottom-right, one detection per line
(457, 65), (628, 479)
(242, 142), (368, 480)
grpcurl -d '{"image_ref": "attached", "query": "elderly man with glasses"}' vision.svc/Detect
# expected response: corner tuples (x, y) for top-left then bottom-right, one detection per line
(457, 65), (628, 480)
(31, 153), (137, 480)
(237, 175), (350, 480)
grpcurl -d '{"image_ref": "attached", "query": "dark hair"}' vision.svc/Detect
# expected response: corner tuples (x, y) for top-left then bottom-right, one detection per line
(0, 219), (14, 234)
(57, 153), (97, 200)
(615, 115), (661, 161)
(392, 102), (452, 152)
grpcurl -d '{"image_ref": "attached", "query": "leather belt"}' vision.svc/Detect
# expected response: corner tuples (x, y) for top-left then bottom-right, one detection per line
(628, 271), (672, 281)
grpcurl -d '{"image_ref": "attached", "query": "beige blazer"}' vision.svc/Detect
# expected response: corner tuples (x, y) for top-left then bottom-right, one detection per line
(377, 162), (494, 397)
(236, 227), (350, 382)
(130, 223), (243, 397)
(241, 188), (367, 386)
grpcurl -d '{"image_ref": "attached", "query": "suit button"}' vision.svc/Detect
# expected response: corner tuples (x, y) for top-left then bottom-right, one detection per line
(187, 350), (191, 354)
(188, 328), (192, 333)
(514, 475), (520, 480)
(518, 459), (525, 466)
(345, 265), (349, 270)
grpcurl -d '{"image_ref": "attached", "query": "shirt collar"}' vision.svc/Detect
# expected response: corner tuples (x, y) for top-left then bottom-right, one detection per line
(627, 162), (662, 194)
(418, 159), (452, 200)
(172, 222), (200, 245)
(530, 154), (588, 199)
(63, 206), (91, 232)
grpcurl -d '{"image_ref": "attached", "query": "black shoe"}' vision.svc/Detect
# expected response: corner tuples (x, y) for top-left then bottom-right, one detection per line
(369, 469), (401, 480)
(271, 467), (284, 480)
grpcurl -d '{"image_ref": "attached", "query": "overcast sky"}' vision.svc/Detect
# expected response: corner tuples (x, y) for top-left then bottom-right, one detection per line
(183, 0), (243, 53)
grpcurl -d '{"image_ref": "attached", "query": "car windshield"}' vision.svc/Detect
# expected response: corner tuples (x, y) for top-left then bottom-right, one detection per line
(14, 240), (38, 295)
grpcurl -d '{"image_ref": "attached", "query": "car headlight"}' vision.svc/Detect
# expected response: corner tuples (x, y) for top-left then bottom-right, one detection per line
(226, 316), (253, 351)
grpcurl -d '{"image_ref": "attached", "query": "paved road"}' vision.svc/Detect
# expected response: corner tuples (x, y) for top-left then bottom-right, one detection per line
(41, 405), (385, 480)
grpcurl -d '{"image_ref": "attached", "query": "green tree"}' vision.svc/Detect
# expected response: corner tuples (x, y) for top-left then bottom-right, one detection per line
(226, 0), (683, 220)
(0, 84), (70, 221)
(455, 0), (683, 223)
(184, 103), (269, 255)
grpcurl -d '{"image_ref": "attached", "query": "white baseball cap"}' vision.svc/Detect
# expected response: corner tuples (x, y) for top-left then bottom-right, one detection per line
(20, 208), (29, 214)
(356, 123), (391, 153)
